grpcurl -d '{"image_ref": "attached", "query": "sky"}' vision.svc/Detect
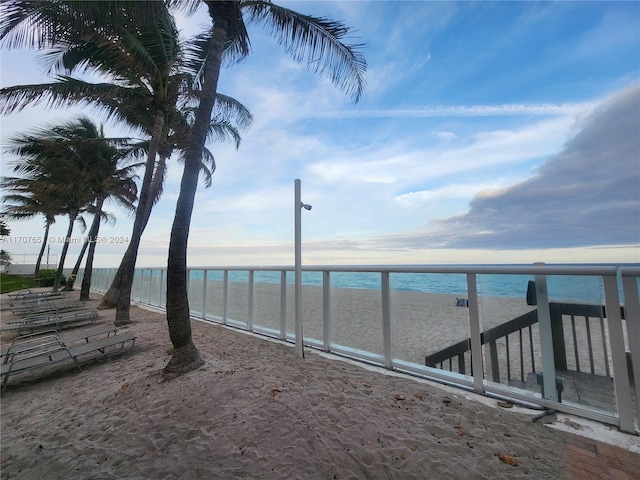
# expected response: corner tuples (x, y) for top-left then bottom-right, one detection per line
(1, 0), (639, 269)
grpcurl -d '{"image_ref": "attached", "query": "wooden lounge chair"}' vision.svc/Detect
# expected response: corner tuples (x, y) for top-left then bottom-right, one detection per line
(0, 331), (136, 394)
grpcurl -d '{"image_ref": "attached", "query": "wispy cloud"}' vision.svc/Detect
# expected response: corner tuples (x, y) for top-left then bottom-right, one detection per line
(307, 102), (595, 119)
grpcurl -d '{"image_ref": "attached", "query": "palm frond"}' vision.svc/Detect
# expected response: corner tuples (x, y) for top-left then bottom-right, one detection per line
(1, 1), (168, 50)
(243, 1), (367, 102)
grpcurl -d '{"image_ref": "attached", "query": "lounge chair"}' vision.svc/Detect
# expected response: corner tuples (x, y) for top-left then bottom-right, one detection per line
(6, 289), (64, 301)
(0, 331), (136, 393)
(0, 309), (99, 335)
(7, 293), (81, 317)
(1, 324), (118, 361)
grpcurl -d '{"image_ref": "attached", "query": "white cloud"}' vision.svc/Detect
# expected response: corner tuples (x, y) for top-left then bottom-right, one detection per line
(307, 102), (595, 119)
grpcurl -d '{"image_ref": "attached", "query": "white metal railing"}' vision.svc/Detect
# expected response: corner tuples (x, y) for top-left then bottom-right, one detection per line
(81, 264), (639, 433)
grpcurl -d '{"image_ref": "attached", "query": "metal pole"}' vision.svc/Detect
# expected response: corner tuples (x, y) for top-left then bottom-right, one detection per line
(294, 179), (305, 358)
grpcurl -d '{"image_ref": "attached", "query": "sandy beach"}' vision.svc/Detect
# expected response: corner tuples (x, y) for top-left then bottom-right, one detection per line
(3, 291), (639, 479)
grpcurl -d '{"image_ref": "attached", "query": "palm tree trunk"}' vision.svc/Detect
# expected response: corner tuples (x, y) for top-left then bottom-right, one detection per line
(62, 235), (90, 291)
(34, 219), (52, 281)
(111, 110), (164, 325)
(164, 12), (229, 375)
(80, 198), (105, 300)
(52, 211), (78, 292)
(100, 151), (167, 310)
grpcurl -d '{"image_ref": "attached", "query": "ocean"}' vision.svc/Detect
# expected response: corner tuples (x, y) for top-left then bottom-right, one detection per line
(167, 264), (639, 303)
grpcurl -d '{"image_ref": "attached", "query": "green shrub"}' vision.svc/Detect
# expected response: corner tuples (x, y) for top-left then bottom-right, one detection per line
(38, 269), (66, 287)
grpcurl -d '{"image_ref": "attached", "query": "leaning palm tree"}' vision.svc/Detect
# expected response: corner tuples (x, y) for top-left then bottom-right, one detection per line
(77, 127), (139, 300)
(158, 0), (367, 374)
(106, 99), (251, 325)
(44, 118), (139, 299)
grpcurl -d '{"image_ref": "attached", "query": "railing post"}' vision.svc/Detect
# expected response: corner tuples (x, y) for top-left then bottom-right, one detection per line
(602, 274), (634, 433)
(323, 271), (331, 352)
(467, 273), (484, 393)
(202, 269), (208, 319)
(161, 269), (166, 307)
(248, 270), (254, 331)
(147, 269), (153, 304)
(222, 270), (229, 325)
(535, 265), (558, 401)
(381, 272), (392, 368)
(621, 269), (640, 424)
(280, 271), (287, 340)
(137, 268), (143, 301)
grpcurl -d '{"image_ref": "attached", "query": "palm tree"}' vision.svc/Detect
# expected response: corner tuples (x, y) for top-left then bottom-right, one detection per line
(3, 152), (90, 292)
(77, 125), (139, 300)
(42, 118), (139, 299)
(1, 186), (61, 277)
(4, 117), (138, 292)
(0, 1), (252, 323)
(159, 0), (366, 374)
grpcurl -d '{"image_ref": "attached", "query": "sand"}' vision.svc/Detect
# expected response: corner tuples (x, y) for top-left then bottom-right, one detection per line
(0, 291), (604, 480)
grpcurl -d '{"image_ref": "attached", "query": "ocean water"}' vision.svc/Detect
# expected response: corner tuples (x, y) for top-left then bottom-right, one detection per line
(175, 264), (639, 303)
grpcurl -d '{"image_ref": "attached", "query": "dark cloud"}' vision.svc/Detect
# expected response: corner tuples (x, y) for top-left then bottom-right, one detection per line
(376, 85), (640, 250)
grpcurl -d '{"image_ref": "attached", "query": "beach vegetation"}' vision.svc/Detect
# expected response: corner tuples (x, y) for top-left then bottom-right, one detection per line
(37, 268), (65, 288)
(0, 249), (11, 267)
(0, 272), (36, 293)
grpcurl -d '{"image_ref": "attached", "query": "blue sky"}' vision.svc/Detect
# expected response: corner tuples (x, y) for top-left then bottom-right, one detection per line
(1, 1), (639, 268)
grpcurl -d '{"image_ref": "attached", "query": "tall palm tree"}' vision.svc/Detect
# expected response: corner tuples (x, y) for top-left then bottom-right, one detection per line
(0, 1), (252, 323)
(42, 118), (140, 299)
(159, 0), (366, 374)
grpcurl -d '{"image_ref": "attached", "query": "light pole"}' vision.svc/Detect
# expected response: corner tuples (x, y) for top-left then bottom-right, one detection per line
(295, 179), (312, 359)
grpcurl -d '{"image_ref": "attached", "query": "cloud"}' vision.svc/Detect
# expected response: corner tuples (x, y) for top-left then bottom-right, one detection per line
(371, 84), (640, 250)
(307, 102), (594, 119)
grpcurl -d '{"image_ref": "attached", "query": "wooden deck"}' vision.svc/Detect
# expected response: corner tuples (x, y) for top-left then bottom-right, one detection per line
(508, 370), (637, 418)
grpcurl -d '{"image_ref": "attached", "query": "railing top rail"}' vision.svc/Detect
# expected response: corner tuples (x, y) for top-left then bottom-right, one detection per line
(169, 264), (620, 277)
(620, 266), (640, 277)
